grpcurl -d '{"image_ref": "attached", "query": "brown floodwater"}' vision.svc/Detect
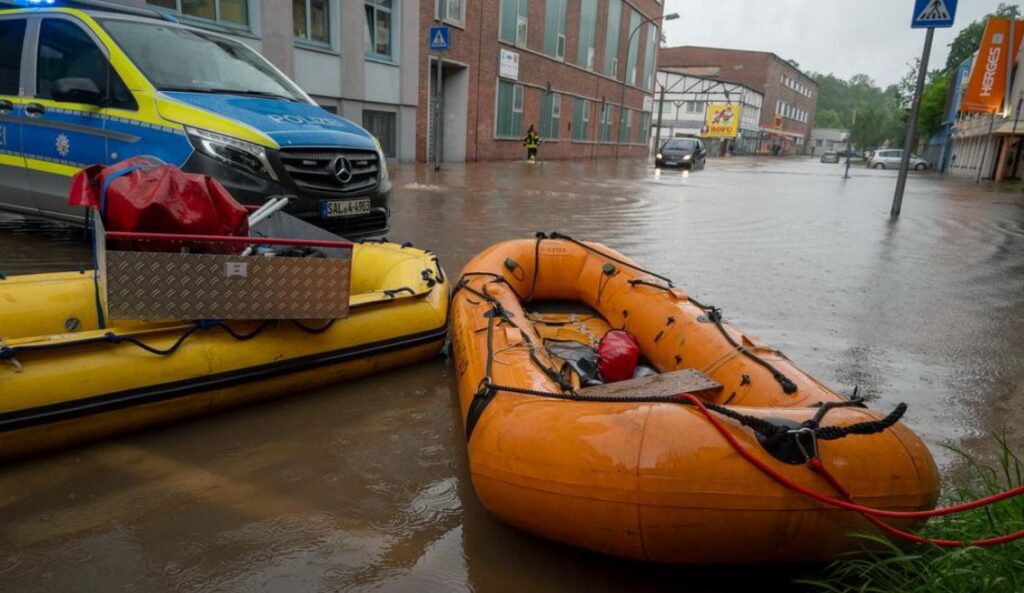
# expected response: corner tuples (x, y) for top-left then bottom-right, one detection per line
(1, 157), (1023, 591)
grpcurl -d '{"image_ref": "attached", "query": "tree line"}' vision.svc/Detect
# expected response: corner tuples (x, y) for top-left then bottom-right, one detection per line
(809, 3), (1018, 150)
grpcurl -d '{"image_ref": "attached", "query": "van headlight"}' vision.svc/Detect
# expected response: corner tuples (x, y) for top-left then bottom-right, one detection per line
(656, 152), (663, 159)
(371, 137), (389, 184)
(186, 127), (278, 181)
(377, 148), (389, 184)
(682, 154), (692, 161)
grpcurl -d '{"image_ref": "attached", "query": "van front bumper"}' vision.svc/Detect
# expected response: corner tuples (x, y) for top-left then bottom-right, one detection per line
(181, 150), (391, 239)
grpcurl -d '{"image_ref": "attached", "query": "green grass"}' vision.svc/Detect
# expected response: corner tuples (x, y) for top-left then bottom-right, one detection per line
(802, 438), (1024, 593)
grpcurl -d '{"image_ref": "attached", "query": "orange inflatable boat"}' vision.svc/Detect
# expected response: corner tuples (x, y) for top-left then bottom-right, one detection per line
(450, 234), (940, 564)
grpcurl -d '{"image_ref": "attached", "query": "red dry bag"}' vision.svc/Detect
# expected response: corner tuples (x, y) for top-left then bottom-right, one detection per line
(596, 329), (640, 383)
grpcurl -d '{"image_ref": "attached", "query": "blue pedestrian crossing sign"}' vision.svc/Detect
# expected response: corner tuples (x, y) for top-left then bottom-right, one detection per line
(911, 0), (957, 28)
(429, 26), (450, 50)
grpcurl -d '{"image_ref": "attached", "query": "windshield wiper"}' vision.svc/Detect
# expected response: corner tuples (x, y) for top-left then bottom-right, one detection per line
(215, 89), (297, 101)
(158, 86), (297, 101)
(158, 85), (220, 93)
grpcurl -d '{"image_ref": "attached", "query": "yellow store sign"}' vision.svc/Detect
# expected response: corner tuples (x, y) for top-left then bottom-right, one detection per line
(703, 103), (741, 138)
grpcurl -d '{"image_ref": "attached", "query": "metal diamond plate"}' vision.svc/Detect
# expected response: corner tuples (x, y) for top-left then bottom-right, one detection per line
(106, 251), (351, 320)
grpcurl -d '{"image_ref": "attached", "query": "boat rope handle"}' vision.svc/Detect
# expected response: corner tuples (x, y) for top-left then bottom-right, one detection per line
(674, 391), (1024, 548)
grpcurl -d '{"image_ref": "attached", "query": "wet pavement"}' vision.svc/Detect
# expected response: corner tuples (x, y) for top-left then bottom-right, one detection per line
(2, 156), (1023, 591)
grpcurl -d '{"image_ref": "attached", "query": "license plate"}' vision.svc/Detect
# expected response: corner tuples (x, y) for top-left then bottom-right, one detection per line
(321, 199), (371, 218)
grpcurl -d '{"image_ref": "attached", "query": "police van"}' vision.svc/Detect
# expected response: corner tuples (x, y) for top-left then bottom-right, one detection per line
(0, 1), (390, 237)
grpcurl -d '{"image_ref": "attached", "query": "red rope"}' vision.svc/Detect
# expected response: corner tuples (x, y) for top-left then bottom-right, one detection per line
(674, 393), (1024, 548)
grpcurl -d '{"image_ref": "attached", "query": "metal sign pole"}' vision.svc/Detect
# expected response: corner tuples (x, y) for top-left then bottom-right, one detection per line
(891, 27), (934, 217)
(976, 108), (997, 183)
(1012, 95), (1024, 179)
(434, 57), (443, 172)
(654, 82), (666, 158)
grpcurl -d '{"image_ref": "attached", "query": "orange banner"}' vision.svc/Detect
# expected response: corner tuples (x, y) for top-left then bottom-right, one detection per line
(962, 18), (1024, 113)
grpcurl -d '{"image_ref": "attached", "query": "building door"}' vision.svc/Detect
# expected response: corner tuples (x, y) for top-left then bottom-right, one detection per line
(363, 110), (397, 158)
(428, 59), (468, 162)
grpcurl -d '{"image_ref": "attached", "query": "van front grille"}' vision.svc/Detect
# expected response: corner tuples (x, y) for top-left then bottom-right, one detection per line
(279, 148), (379, 194)
(320, 210), (389, 237)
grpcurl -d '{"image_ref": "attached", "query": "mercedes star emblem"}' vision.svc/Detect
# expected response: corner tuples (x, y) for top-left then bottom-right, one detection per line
(331, 156), (353, 183)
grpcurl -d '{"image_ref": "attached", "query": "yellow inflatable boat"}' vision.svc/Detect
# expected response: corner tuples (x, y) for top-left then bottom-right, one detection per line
(0, 241), (448, 459)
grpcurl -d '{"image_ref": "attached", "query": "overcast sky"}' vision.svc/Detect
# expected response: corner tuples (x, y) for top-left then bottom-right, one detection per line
(661, 0), (1009, 87)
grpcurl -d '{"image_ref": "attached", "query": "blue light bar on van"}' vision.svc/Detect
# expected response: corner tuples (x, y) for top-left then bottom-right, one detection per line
(19, 0), (56, 5)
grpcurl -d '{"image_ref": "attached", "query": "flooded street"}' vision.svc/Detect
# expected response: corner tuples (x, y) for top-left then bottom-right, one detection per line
(2, 156), (1023, 591)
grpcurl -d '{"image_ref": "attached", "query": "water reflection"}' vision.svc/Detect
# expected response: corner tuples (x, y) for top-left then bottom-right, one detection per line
(2, 158), (1023, 591)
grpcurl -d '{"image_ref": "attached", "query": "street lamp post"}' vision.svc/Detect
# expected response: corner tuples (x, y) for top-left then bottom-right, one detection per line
(615, 11), (678, 159)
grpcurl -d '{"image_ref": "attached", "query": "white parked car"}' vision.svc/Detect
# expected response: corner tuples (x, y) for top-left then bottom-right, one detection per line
(867, 149), (930, 170)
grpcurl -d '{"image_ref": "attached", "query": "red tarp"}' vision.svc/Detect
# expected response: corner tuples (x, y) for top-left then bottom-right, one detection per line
(69, 157), (248, 253)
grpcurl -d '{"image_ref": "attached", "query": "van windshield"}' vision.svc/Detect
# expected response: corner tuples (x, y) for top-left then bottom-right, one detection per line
(100, 19), (305, 101)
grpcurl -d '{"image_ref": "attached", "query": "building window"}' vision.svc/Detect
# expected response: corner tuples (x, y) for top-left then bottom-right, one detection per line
(642, 24), (657, 91)
(496, 80), (523, 138)
(576, 0), (597, 70)
(624, 8), (640, 86)
(659, 101), (675, 119)
(684, 100), (704, 114)
(363, 110), (397, 158)
(637, 112), (649, 143)
(500, 0), (528, 46)
(599, 103), (614, 142)
(148, 0), (248, 26)
(543, 0), (567, 60)
(540, 92), (561, 139)
(437, 0), (463, 26)
(603, 0), (621, 78)
(294, 0), (329, 44)
(618, 108), (632, 143)
(572, 98), (591, 141)
(365, 0), (393, 59)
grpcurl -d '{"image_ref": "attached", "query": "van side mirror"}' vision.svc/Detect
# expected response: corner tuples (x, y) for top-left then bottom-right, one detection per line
(51, 78), (104, 105)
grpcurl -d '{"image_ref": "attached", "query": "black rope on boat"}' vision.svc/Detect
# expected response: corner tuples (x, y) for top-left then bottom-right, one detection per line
(290, 319), (336, 334)
(705, 307), (798, 395)
(0, 317), (340, 361)
(457, 273), (906, 448)
(626, 278), (798, 395)
(383, 287), (416, 298)
(549, 231), (675, 287)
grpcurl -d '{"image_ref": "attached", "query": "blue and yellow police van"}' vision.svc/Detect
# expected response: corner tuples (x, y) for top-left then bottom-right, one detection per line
(0, 0), (390, 236)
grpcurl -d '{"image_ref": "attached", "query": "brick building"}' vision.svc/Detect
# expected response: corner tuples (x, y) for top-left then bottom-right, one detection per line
(657, 46), (818, 155)
(418, 0), (663, 162)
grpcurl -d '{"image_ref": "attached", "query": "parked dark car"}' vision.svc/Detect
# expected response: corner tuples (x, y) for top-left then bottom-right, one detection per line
(837, 149), (859, 158)
(656, 138), (707, 170)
